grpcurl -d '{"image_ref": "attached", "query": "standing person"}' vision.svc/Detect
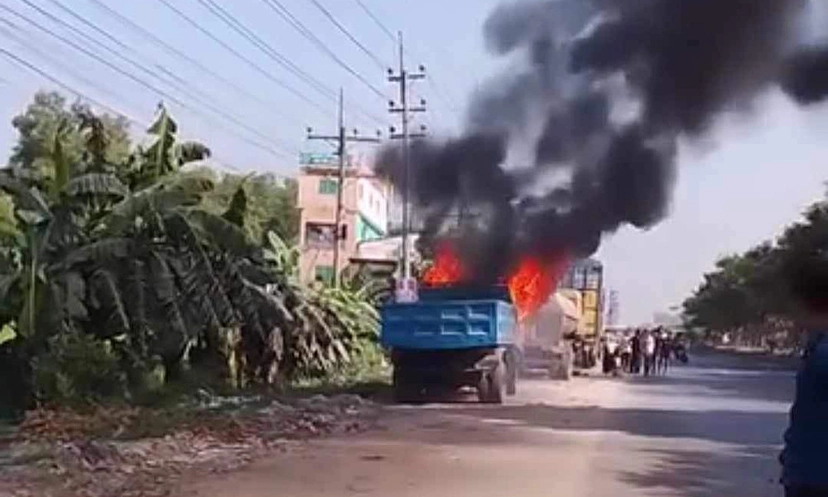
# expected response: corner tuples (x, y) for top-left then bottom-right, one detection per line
(643, 329), (656, 377)
(631, 329), (642, 374)
(620, 335), (632, 372)
(658, 332), (672, 375)
(780, 255), (828, 497)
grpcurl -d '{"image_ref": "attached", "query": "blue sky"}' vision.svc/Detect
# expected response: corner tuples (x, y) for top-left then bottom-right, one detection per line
(1, 0), (828, 323)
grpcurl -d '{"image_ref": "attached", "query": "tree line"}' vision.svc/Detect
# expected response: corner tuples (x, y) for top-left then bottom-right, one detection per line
(0, 91), (380, 417)
(682, 192), (828, 346)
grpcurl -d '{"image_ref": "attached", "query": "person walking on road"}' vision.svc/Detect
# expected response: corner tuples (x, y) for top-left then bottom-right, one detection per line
(780, 255), (828, 497)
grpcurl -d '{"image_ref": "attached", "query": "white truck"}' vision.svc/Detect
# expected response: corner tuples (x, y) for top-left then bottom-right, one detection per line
(519, 291), (582, 379)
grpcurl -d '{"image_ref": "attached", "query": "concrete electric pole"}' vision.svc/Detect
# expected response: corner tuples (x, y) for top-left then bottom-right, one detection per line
(387, 32), (426, 284)
(306, 89), (380, 288)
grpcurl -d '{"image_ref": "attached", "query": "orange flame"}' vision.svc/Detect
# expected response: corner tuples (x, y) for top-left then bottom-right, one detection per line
(421, 240), (569, 322)
(507, 256), (570, 322)
(422, 241), (465, 286)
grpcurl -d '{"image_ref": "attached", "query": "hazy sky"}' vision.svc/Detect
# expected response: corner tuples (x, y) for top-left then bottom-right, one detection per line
(1, 0), (827, 324)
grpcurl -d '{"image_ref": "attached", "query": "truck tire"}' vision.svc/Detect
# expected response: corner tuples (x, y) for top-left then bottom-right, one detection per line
(505, 352), (517, 396)
(478, 363), (505, 404)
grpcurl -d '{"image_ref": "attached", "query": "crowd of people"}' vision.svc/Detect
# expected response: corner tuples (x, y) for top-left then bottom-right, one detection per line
(601, 327), (688, 377)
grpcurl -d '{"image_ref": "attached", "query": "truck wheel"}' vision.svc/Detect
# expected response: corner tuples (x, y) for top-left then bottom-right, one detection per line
(505, 353), (517, 396)
(478, 364), (505, 404)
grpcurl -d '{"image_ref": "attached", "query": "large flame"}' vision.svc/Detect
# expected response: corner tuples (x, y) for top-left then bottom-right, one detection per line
(421, 240), (569, 322)
(422, 241), (465, 286)
(507, 256), (570, 322)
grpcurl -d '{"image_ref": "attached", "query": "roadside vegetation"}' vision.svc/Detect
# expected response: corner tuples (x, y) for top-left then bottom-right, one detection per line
(0, 91), (389, 421)
(683, 195), (828, 350)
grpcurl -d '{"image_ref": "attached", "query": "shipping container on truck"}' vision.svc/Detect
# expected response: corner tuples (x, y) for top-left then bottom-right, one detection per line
(558, 258), (604, 369)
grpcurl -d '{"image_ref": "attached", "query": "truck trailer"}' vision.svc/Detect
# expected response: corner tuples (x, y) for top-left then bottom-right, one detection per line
(520, 291), (581, 379)
(381, 285), (520, 404)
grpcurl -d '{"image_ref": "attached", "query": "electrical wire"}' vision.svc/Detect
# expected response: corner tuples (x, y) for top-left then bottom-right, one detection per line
(194, 0), (386, 127)
(259, 0), (387, 101)
(82, 0), (299, 122)
(352, 0), (395, 43)
(155, 0), (334, 119)
(348, 0), (460, 125)
(1, 3), (298, 157)
(0, 47), (148, 128)
(195, 0), (337, 101)
(0, 10), (296, 160)
(306, 0), (388, 71)
(14, 0), (207, 117)
(31, 0), (305, 130)
(0, 18), (146, 114)
(0, 49), (300, 177)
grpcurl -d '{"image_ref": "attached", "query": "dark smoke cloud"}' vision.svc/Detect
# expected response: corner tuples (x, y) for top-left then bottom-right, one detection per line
(375, 0), (828, 282)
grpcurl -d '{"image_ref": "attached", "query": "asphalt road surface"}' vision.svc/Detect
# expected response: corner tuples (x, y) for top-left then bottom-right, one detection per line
(183, 350), (795, 497)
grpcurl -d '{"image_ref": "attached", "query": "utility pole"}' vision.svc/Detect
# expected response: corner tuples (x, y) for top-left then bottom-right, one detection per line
(387, 31), (426, 283)
(306, 89), (380, 288)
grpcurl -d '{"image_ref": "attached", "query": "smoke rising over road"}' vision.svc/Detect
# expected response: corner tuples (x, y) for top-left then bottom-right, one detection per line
(375, 0), (828, 281)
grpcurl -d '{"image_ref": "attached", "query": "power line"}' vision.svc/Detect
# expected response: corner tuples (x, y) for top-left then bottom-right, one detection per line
(0, 5), (296, 159)
(41, 0), (255, 117)
(155, 0), (333, 119)
(348, 0), (460, 122)
(0, 49), (295, 177)
(0, 19), (146, 116)
(30, 0), (304, 130)
(14, 0), (210, 117)
(83, 0), (299, 122)
(0, 47), (147, 127)
(352, 0), (395, 43)
(3, 3), (298, 157)
(306, 0), (387, 71)
(195, 0), (337, 101)
(259, 0), (387, 101)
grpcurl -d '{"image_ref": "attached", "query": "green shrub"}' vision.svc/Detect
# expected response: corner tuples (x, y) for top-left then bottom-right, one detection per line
(32, 331), (127, 405)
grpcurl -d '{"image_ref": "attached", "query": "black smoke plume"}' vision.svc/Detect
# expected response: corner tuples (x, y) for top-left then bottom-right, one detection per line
(375, 0), (828, 282)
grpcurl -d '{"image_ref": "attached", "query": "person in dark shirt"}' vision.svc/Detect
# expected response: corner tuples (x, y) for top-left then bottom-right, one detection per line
(630, 329), (642, 374)
(780, 254), (828, 497)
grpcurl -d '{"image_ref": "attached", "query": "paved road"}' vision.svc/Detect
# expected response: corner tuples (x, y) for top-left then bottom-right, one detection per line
(183, 351), (795, 497)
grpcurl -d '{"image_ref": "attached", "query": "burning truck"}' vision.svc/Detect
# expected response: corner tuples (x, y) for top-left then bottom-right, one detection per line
(380, 242), (598, 403)
(376, 0), (828, 401)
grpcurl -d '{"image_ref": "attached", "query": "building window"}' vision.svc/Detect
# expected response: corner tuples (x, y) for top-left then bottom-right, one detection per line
(318, 178), (338, 195)
(314, 265), (335, 284)
(356, 214), (384, 242)
(305, 222), (336, 248)
(358, 184), (364, 200)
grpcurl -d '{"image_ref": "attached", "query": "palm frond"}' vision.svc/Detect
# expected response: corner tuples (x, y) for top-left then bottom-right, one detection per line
(64, 238), (133, 267)
(88, 268), (130, 339)
(63, 173), (128, 199)
(184, 209), (254, 257)
(0, 173), (50, 222)
(105, 188), (201, 234)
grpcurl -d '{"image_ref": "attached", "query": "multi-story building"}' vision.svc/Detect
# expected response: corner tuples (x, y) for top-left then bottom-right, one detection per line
(296, 159), (390, 284)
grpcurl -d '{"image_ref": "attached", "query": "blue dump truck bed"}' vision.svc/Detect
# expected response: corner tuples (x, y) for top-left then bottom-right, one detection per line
(381, 286), (516, 350)
(381, 285), (519, 403)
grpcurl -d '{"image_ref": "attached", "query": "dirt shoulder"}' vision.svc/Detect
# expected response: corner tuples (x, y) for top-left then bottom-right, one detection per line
(0, 394), (381, 497)
(179, 376), (625, 497)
